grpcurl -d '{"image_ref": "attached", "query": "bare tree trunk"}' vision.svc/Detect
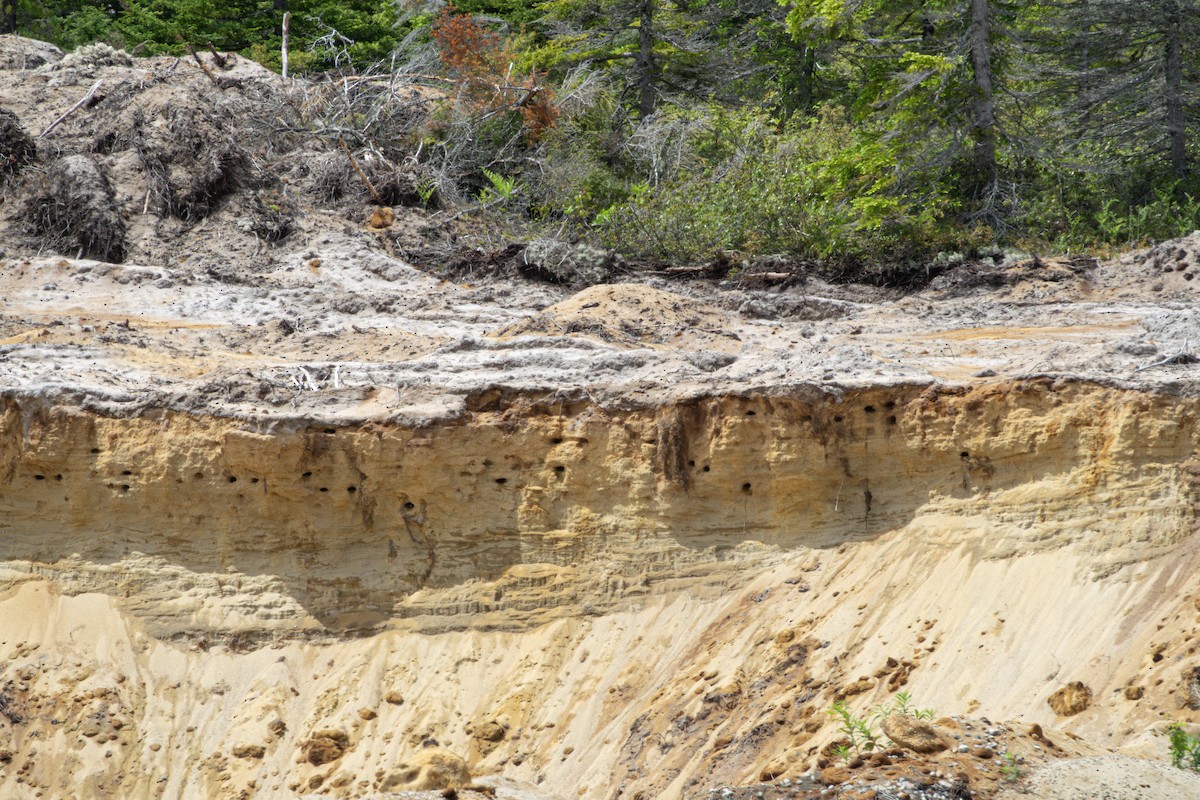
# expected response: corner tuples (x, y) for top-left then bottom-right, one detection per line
(281, 11), (291, 79)
(797, 42), (816, 112)
(1163, 0), (1187, 180)
(637, 0), (657, 119)
(968, 0), (998, 196)
(1078, 0), (1090, 107)
(779, 37), (817, 117)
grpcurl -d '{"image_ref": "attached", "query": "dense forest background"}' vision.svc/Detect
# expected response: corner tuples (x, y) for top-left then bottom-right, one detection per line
(5, 0), (1200, 274)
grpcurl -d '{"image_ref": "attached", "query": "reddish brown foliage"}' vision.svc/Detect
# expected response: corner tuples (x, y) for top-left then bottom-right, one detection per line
(430, 5), (558, 141)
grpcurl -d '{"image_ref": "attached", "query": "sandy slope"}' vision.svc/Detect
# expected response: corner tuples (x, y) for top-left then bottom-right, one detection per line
(1, 34), (1199, 800)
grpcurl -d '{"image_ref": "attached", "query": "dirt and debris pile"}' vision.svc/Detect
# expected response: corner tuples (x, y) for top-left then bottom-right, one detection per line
(26, 153), (125, 261)
(490, 283), (742, 354)
(52, 41), (133, 73)
(706, 716), (1200, 800)
(93, 81), (254, 222)
(0, 106), (35, 176)
(0, 35), (432, 271)
(0, 33), (62, 69)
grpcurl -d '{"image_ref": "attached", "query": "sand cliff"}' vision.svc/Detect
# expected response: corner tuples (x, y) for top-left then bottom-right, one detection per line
(2, 33), (1200, 800)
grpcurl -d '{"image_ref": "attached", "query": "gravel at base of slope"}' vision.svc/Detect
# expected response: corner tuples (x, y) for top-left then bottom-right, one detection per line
(996, 755), (1200, 800)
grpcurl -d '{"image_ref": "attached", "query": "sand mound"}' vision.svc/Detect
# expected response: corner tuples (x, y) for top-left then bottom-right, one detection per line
(491, 283), (742, 353)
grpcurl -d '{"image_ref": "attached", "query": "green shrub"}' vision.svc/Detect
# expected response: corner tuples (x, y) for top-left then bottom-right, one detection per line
(826, 692), (937, 760)
(596, 106), (977, 273)
(1168, 722), (1200, 771)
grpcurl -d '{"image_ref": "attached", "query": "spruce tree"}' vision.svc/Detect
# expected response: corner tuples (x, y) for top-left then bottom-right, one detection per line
(788, 0), (1022, 213)
(538, 0), (711, 118)
(1048, 0), (1200, 186)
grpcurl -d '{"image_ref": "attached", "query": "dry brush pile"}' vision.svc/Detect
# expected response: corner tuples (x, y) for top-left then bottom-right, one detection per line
(0, 36), (463, 269)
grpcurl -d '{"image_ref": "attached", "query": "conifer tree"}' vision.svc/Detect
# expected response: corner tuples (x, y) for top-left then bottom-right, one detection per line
(1048, 0), (1200, 186)
(538, 0), (710, 118)
(788, 0), (1021, 212)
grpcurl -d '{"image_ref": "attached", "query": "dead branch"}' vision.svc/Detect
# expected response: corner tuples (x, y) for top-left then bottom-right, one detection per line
(1135, 350), (1199, 371)
(205, 43), (228, 69)
(179, 36), (219, 86)
(281, 12), (290, 79)
(429, 195), (509, 226)
(338, 134), (383, 204)
(340, 73), (451, 86)
(39, 80), (103, 138)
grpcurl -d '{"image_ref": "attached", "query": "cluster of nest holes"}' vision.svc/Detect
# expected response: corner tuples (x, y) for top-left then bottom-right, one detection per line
(838, 400), (900, 426)
(172, 469), (368, 493)
(474, 438), (586, 486)
(301, 472), (357, 494)
(72, 464), (374, 496)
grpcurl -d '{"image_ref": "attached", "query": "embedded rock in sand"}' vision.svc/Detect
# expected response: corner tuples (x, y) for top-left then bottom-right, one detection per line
(1047, 681), (1093, 717)
(379, 748), (471, 791)
(231, 743), (265, 760)
(473, 720), (507, 743)
(880, 715), (947, 754)
(303, 730), (349, 766)
(818, 766), (851, 785)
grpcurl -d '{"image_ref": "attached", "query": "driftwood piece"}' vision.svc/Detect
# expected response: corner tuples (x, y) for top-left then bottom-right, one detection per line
(738, 272), (793, 282)
(1135, 351), (1199, 371)
(39, 80), (103, 138)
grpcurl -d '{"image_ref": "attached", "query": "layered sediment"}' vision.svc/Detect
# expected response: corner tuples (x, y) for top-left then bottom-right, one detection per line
(2, 37), (1200, 799)
(1, 380), (1198, 799)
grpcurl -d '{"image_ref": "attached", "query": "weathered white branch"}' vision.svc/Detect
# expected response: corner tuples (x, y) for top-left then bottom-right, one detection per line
(40, 80), (103, 138)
